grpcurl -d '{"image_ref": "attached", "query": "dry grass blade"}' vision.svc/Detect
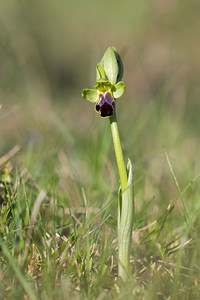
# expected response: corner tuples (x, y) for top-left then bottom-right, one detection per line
(0, 145), (20, 166)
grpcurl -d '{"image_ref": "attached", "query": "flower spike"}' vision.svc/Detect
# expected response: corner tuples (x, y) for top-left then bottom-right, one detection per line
(82, 46), (134, 281)
(82, 47), (126, 118)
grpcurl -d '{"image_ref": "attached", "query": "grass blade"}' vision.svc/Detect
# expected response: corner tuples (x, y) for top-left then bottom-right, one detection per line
(164, 150), (190, 224)
(0, 241), (37, 300)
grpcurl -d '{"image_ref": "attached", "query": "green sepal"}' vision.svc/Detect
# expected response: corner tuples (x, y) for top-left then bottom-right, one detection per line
(118, 159), (134, 280)
(96, 62), (107, 81)
(101, 47), (119, 85)
(112, 81), (126, 99)
(82, 89), (98, 103)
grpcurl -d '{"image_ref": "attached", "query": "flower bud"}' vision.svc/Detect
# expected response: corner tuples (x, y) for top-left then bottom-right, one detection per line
(101, 47), (120, 85)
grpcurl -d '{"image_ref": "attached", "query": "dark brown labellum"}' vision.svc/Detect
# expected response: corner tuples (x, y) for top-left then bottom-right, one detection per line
(95, 92), (115, 118)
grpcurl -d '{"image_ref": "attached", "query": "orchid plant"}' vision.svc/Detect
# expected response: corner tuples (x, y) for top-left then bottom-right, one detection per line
(82, 47), (134, 281)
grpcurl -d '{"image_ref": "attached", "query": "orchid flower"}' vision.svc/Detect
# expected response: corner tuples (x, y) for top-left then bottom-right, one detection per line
(82, 47), (126, 118)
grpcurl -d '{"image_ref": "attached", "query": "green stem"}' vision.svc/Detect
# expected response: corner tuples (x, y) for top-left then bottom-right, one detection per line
(110, 109), (133, 281)
(110, 110), (127, 192)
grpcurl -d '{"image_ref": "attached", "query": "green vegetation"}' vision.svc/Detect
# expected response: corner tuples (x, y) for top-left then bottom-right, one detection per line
(1, 1), (200, 299)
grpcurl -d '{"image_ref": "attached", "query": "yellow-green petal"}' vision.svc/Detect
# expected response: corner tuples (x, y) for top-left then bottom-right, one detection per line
(96, 62), (106, 81)
(82, 89), (98, 103)
(113, 81), (126, 99)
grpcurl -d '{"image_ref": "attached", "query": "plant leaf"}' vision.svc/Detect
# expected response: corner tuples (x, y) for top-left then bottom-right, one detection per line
(112, 81), (126, 98)
(118, 159), (134, 280)
(82, 89), (98, 103)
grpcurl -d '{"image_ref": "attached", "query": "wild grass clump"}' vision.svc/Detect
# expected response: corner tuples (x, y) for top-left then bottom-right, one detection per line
(0, 139), (200, 299)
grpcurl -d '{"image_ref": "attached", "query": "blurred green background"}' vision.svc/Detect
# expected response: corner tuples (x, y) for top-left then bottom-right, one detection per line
(1, 0), (200, 210)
